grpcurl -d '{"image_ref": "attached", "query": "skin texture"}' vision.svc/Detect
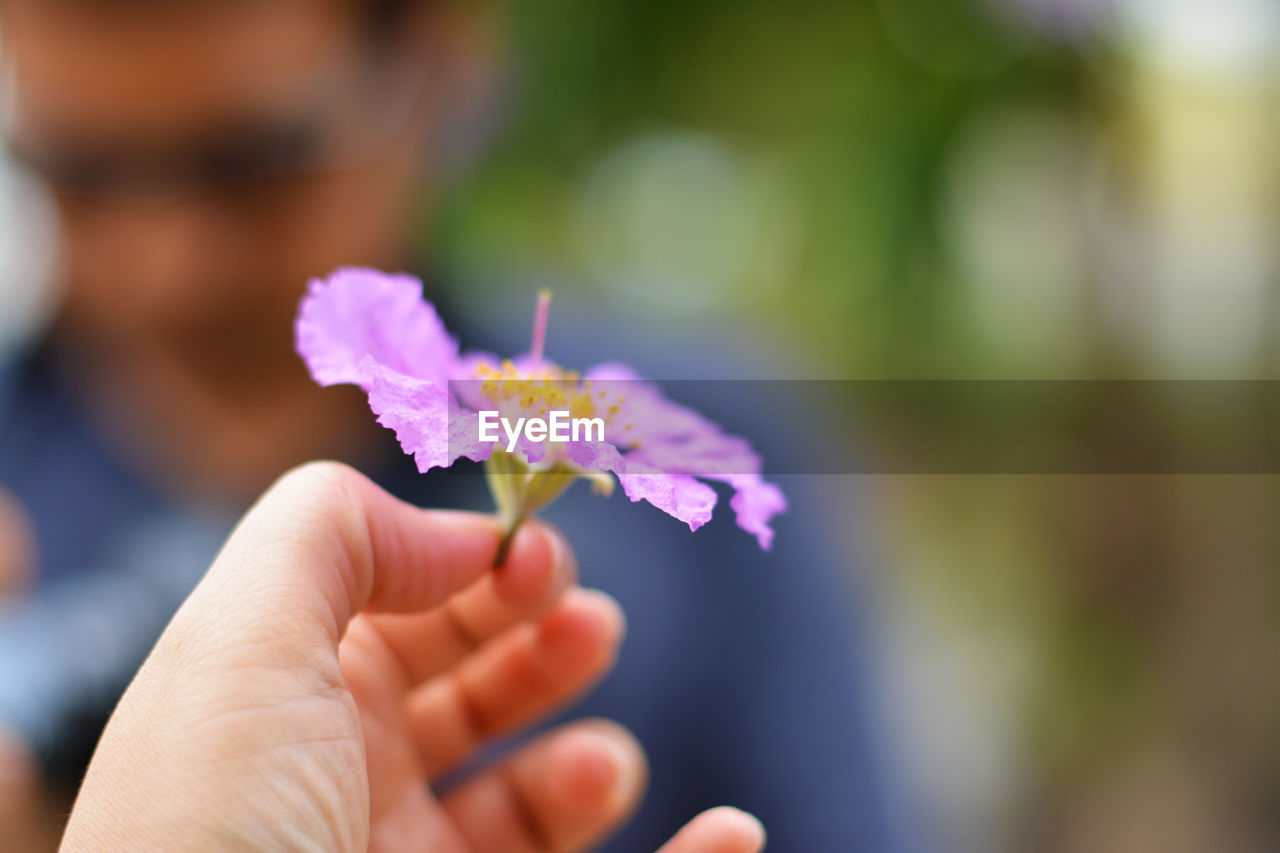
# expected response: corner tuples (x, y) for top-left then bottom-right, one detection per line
(59, 462), (765, 852)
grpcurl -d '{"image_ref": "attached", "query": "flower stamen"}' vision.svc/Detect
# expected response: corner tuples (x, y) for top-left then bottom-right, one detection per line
(530, 288), (552, 365)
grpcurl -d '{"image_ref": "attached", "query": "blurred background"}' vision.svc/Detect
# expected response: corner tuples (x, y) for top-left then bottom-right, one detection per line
(2, 0), (1279, 851)
(432, 4), (1280, 849)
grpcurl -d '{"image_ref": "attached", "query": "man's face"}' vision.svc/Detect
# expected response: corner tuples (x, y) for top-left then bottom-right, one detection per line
(1, 0), (433, 354)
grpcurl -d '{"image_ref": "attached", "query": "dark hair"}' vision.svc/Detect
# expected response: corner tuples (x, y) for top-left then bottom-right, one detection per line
(362, 0), (418, 42)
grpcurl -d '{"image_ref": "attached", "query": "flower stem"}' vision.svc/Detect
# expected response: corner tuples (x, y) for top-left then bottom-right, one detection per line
(483, 446), (579, 568)
(493, 512), (525, 567)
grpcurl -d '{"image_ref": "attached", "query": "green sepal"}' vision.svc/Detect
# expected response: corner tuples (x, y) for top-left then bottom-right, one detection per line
(485, 449), (614, 565)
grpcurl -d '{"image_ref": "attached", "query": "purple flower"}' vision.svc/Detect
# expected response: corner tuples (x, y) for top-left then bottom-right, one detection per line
(296, 267), (786, 550)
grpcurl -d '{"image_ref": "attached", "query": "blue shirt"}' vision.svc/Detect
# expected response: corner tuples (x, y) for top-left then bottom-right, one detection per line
(0, 309), (909, 851)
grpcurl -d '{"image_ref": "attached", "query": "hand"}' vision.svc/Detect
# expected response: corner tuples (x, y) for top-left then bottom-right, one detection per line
(0, 488), (35, 598)
(61, 462), (765, 852)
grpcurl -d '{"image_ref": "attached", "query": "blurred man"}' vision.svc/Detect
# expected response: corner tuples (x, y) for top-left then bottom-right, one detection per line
(0, 0), (904, 849)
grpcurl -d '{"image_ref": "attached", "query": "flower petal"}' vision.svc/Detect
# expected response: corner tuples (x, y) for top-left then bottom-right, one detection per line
(362, 357), (492, 473)
(565, 439), (626, 472)
(565, 440), (713, 529)
(446, 409), (497, 467)
(584, 362), (641, 383)
(616, 469), (718, 531)
(296, 268), (458, 387)
(585, 364), (786, 547)
(719, 473), (788, 550)
(295, 275), (786, 550)
(586, 368), (740, 459)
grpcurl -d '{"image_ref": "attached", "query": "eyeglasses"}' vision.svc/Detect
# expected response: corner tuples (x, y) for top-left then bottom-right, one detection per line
(6, 118), (333, 202)
(0, 55), (427, 206)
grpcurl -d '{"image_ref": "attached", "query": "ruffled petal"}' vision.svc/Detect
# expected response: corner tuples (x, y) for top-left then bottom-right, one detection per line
(720, 474), (788, 550)
(446, 409), (497, 467)
(362, 357), (492, 473)
(506, 431), (549, 467)
(586, 362), (785, 545)
(616, 470), (718, 531)
(566, 439), (626, 472)
(296, 268), (459, 387)
(296, 277), (786, 549)
(567, 441), (715, 530)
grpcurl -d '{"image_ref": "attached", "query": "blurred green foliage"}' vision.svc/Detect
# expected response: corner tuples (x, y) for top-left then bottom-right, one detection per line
(435, 0), (1090, 375)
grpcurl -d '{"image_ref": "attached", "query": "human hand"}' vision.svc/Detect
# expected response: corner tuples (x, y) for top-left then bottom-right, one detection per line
(61, 462), (765, 852)
(0, 488), (35, 598)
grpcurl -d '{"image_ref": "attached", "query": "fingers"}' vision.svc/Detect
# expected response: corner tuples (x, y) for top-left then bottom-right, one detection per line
(0, 490), (35, 598)
(443, 719), (647, 853)
(367, 521), (576, 687)
(657, 807), (766, 853)
(409, 587), (625, 778)
(183, 462), (561, 660)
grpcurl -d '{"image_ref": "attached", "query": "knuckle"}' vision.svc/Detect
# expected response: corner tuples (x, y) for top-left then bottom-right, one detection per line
(271, 462), (368, 519)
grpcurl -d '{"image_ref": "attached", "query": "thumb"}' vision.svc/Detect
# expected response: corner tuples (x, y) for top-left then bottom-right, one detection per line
(173, 461), (560, 667)
(63, 462), (564, 851)
(0, 490), (35, 598)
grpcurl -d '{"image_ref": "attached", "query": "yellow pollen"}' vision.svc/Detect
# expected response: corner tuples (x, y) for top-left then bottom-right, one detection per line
(468, 360), (631, 426)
